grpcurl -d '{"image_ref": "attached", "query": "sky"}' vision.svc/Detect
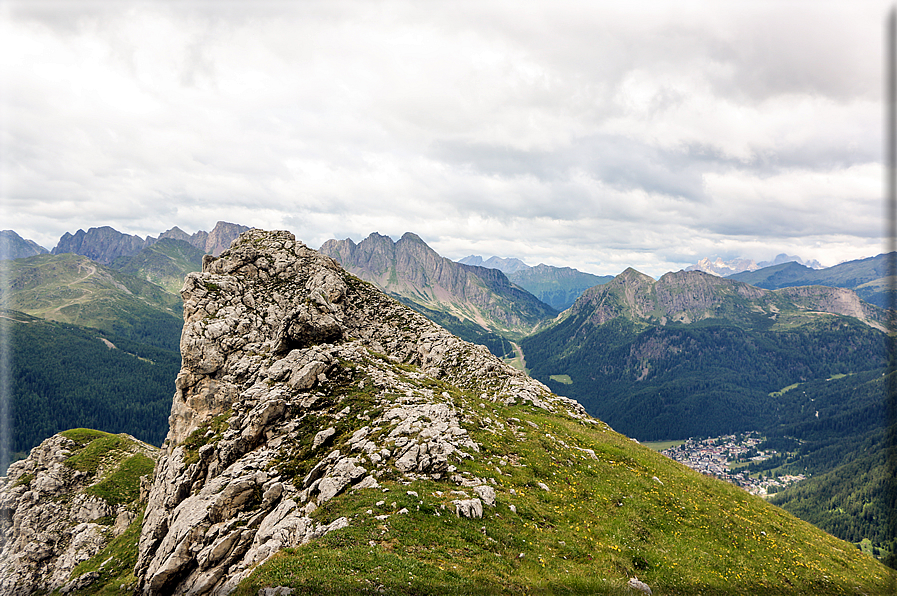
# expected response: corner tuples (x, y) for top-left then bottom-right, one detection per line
(0, 0), (890, 278)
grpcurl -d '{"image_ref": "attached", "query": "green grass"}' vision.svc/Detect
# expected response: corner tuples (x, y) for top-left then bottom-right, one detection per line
(548, 374), (572, 385)
(63, 432), (133, 476)
(642, 439), (686, 452)
(60, 428), (112, 447)
(232, 356), (896, 596)
(85, 454), (155, 505)
(181, 410), (232, 466)
(768, 383), (801, 398)
(57, 511), (145, 595)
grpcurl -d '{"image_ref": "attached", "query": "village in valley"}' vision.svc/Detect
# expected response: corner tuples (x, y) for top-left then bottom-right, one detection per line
(659, 432), (806, 497)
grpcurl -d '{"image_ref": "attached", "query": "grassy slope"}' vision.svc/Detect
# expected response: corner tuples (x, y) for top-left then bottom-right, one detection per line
(47, 428), (156, 596)
(232, 358), (894, 595)
(2, 253), (183, 350)
(110, 237), (205, 294)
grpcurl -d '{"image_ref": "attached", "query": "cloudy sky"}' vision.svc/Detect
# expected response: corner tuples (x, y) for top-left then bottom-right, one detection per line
(0, 0), (889, 277)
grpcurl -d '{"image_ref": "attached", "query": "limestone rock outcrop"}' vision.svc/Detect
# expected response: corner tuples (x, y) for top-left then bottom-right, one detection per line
(0, 431), (157, 595)
(135, 229), (586, 595)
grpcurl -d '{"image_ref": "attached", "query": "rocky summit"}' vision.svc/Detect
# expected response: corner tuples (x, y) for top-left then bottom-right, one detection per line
(135, 229), (585, 594)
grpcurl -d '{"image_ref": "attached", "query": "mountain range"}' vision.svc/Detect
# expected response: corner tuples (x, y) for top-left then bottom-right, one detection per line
(522, 267), (887, 440)
(459, 255), (614, 311)
(1, 229), (891, 595)
(320, 233), (557, 353)
(51, 221), (248, 265)
(3, 223), (895, 572)
(727, 253), (894, 309)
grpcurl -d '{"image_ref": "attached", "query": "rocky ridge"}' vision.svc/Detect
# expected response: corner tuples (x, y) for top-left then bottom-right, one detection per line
(0, 430), (157, 595)
(52, 222), (249, 265)
(319, 232), (557, 339)
(570, 268), (886, 331)
(0, 230), (48, 261)
(135, 229), (587, 594)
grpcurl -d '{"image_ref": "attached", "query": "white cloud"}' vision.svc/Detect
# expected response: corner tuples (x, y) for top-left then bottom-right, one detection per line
(0, 0), (889, 275)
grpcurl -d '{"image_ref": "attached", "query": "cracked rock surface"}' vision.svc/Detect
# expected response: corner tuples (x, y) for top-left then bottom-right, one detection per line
(0, 432), (157, 595)
(131, 229), (587, 595)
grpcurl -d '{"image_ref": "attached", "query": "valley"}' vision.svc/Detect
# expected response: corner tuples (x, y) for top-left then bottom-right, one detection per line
(0, 225), (894, 591)
(2, 229), (891, 595)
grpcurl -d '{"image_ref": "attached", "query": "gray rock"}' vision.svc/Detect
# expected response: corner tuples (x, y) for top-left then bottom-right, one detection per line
(0, 433), (157, 596)
(130, 230), (597, 595)
(473, 485), (496, 507)
(312, 427), (336, 451)
(453, 498), (484, 519)
(627, 577), (652, 594)
(259, 588), (294, 596)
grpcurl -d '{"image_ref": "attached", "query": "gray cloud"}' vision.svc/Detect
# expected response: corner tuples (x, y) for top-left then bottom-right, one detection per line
(0, 0), (887, 276)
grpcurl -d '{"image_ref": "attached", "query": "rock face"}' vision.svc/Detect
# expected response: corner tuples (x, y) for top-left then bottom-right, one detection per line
(52, 226), (154, 265)
(0, 230), (48, 260)
(53, 222), (250, 266)
(136, 229), (586, 595)
(161, 222), (250, 257)
(0, 431), (157, 595)
(319, 232), (557, 338)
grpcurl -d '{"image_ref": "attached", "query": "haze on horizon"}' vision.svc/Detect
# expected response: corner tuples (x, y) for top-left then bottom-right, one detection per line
(0, 1), (888, 279)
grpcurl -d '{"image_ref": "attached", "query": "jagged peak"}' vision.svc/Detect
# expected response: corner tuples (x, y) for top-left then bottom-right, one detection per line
(135, 229), (586, 594)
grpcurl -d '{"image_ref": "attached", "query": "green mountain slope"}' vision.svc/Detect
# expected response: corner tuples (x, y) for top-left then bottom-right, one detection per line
(110, 237), (205, 293)
(0, 252), (182, 350)
(237, 396), (895, 595)
(508, 263), (613, 311)
(21, 229), (894, 595)
(3, 310), (177, 454)
(729, 252), (895, 308)
(522, 269), (887, 441)
(320, 232), (557, 344)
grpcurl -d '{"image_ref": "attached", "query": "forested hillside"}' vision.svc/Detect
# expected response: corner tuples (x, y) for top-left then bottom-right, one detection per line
(524, 314), (885, 440)
(740, 369), (894, 557)
(4, 310), (177, 455)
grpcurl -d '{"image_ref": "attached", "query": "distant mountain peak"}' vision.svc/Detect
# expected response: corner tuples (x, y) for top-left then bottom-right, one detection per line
(686, 254), (823, 277)
(0, 230), (49, 260)
(320, 232), (556, 341)
(458, 255), (530, 274)
(399, 231), (425, 243)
